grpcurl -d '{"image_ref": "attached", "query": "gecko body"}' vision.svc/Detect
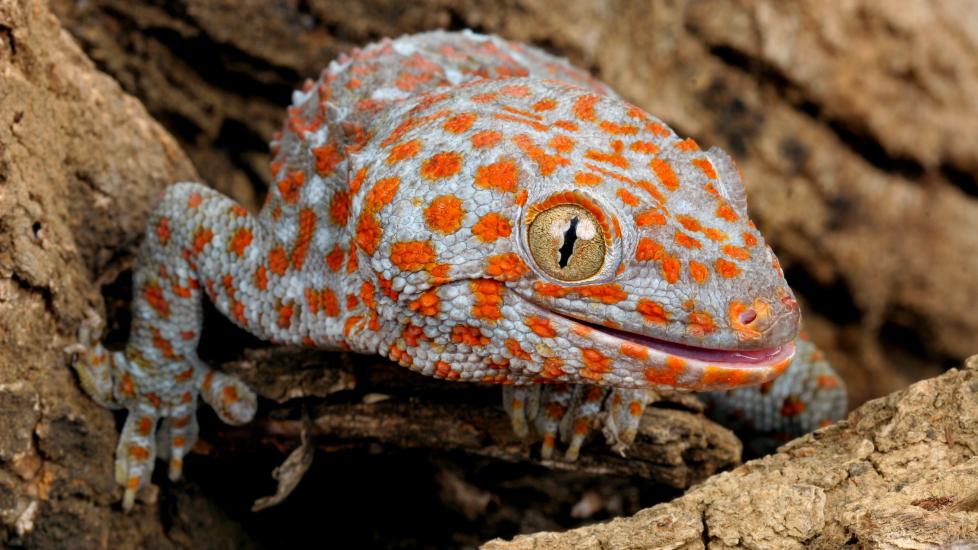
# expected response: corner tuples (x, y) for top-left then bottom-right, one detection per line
(69, 30), (845, 510)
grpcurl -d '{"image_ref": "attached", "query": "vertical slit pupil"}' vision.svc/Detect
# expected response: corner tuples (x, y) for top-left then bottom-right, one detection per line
(558, 217), (579, 268)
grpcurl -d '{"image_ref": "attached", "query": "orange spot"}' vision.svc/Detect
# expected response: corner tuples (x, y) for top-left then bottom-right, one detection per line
(687, 311), (716, 338)
(675, 138), (699, 151)
(716, 204), (739, 221)
(255, 265), (268, 290)
(645, 356), (685, 386)
(780, 395), (806, 417)
(616, 188), (639, 206)
(387, 139), (423, 163)
(320, 288), (340, 317)
(500, 84), (531, 97)
(662, 255), (681, 283)
(187, 193), (203, 209)
(407, 288), (440, 317)
(573, 95), (600, 121)
(313, 142), (344, 176)
(645, 121), (670, 137)
(715, 258), (742, 278)
(525, 316), (557, 337)
(424, 195), (465, 234)
(291, 208), (317, 269)
(420, 151), (463, 180)
(452, 325), (490, 346)
(676, 214), (702, 232)
(691, 157), (717, 179)
(471, 279), (505, 321)
(355, 214), (382, 256)
(471, 130), (502, 148)
(637, 299), (669, 325)
(599, 121), (639, 135)
(326, 245), (345, 272)
(703, 228), (729, 242)
(277, 171), (305, 203)
(581, 348), (612, 381)
(223, 385), (239, 404)
(630, 141), (660, 155)
(138, 417), (153, 437)
(515, 189), (528, 206)
(585, 140), (629, 169)
(268, 246), (288, 276)
(277, 303), (293, 328)
(674, 232), (702, 249)
(191, 227), (214, 255)
(155, 217), (171, 245)
(649, 158), (679, 191)
(144, 282), (170, 318)
(532, 98), (557, 111)
(575, 172), (602, 185)
(743, 232), (759, 247)
(620, 342), (649, 361)
(541, 357), (565, 378)
(434, 360), (459, 380)
(817, 375), (841, 389)
(512, 134), (569, 176)
(722, 245), (750, 261)
(635, 209), (666, 227)
(635, 238), (664, 262)
(475, 159), (519, 193)
(548, 134), (575, 154)
(533, 282), (570, 298)
(485, 253), (528, 281)
(689, 261), (709, 284)
(350, 167), (368, 194)
(506, 339), (532, 360)
(391, 241), (436, 272)
(343, 316), (364, 338)
(128, 446), (150, 461)
(443, 112), (477, 133)
(577, 284), (627, 304)
(543, 119), (574, 134)
(702, 366), (751, 389)
(329, 189), (352, 226)
(229, 227), (253, 257)
(471, 212), (512, 242)
(364, 176), (400, 212)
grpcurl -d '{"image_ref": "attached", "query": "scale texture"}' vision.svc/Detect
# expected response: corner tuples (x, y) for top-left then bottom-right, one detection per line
(68, 30), (846, 510)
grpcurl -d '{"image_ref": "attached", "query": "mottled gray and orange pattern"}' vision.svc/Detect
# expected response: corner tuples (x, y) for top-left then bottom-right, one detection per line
(69, 30), (845, 510)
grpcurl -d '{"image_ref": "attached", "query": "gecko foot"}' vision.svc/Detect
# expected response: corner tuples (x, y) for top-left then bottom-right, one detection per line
(66, 314), (258, 510)
(503, 384), (655, 460)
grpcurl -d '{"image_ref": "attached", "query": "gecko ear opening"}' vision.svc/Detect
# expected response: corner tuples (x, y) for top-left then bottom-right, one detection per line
(706, 146), (749, 218)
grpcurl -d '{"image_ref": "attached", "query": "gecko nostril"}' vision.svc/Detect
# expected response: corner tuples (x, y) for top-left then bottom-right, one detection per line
(739, 309), (758, 325)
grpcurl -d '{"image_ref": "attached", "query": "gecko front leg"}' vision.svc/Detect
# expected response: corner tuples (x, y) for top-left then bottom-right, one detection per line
(70, 182), (266, 509)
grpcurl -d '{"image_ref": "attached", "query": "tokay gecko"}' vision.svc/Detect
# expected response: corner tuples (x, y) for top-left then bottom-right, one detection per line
(67, 30), (846, 510)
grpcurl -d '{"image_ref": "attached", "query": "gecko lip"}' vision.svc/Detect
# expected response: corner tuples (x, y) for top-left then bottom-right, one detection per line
(561, 312), (792, 366)
(519, 296), (795, 368)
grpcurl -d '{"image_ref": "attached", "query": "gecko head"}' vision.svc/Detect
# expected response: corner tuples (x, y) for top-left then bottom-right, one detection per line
(363, 78), (798, 390)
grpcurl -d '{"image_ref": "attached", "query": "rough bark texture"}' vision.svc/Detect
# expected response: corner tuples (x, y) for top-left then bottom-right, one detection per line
(1, 0), (977, 547)
(486, 355), (978, 549)
(0, 0), (252, 547)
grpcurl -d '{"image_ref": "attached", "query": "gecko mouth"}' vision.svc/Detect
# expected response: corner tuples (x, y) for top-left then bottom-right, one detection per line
(533, 304), (794, 368)
(561, 312), (791, 366)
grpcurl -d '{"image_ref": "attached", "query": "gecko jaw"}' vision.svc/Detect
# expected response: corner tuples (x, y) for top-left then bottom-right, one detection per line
(562, 312), (792, 366)
(519, 296), (797, 390)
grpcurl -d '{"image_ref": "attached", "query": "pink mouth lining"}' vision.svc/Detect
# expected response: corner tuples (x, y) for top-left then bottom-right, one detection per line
(552, 311), (787, 365)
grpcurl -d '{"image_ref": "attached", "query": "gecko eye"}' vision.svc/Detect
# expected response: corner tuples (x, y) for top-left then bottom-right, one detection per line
(527, 204), (606, 281)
